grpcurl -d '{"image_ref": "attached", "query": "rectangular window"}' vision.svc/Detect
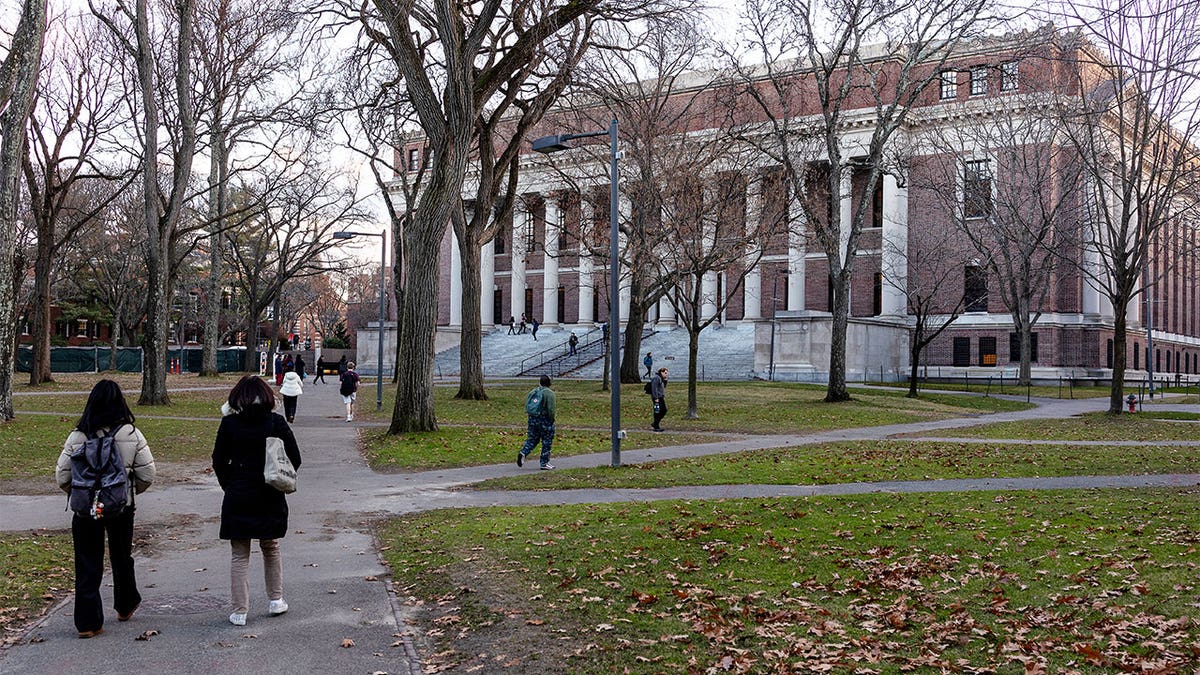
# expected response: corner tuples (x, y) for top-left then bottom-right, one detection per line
(964, 266), (988, 312)
(1000, 61), (1019, 91)
(940, 70), (957, 100)
(952, 337), (971, 366)
(407, 148), (419, 172)
(963, 159), (991, 220)
(979, 336), (997, 367)
(1134, 342), (1140, 370)
(871, 184), (883, 228)
(970, 66), (988, 96)
(1008, 331), (1039, 362)
(495, 230), (505, 255)
(493, 290), (502, 324)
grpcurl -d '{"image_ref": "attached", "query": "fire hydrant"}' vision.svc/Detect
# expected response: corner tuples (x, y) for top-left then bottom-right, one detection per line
(1126, 394), (1137, 412)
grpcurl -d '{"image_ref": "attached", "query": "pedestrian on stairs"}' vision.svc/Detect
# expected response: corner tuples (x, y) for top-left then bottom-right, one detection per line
(507, 316), (516, 335)
(643, 352), (653, 378)
(531, 318), (540, 341)
(518, 313), (528, 334)
(568, 332), (578, 356)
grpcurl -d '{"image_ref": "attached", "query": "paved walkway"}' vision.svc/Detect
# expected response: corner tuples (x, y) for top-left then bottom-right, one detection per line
(1, 388), (1198, 674)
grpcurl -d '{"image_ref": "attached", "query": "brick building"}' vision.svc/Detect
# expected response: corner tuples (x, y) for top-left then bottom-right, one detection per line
(403, 28), (1199, 383)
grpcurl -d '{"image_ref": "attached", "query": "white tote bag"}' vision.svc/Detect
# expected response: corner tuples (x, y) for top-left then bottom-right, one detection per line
(263, 436), (297, 493)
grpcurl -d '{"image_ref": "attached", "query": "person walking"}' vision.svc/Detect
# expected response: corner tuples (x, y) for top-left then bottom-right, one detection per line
(274, 354), (284, 386)
(339, 361), (361, 422)
(314, 356), (327, 385)
(518, 314), (527, 334)
(517, 375), (556, 470)
(507, 316), (516, 335)
(56, 380), (156, 638)
(337, 355), (348, 376)
(283, 354), (294, 373)
(649, 367), (669, 432)
(643, 352), (653, 378)
(531, 318), (540, 341)
(212, 375), (301, 627)
(279, 367), (303, 423)
(568, 332), (578, 356)
(295, 355), (306, 382)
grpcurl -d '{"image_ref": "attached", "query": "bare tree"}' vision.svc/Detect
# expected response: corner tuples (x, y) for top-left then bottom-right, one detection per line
(193, 0), (322, 376)
(921, 89), (1082, 385)
(732, 0), (998, 402)
(1049, 2), (1200, 413)
(349, 0), (680, 432)
(881, 179), (971, 396)
(222, 162), (364, 371)
(90, 0), (198, 405)
(23, 14), (132, 384)
(294, 273), (345, 346)
(0, 0), (48, 420)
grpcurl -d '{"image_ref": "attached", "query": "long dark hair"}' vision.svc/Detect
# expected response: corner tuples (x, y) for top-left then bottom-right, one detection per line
(76, 379), (136, 436)
(227, 375), (276, 416)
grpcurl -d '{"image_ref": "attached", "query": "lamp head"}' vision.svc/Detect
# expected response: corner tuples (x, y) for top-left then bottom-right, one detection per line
(333, 231), (356, 240)
(532, 135), (572, 154)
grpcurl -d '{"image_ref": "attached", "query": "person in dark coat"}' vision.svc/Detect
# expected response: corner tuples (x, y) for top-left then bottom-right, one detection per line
(314, 356), (327, 384)
(337, 355), (348, 376)
(212, 375), (301, 627)
(650, 367), (669, 432)
(294, 355), (306, 381)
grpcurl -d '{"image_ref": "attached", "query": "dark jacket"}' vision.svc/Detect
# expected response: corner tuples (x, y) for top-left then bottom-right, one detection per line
(212, 407), (301, 540)
(650, 373), (666, 400)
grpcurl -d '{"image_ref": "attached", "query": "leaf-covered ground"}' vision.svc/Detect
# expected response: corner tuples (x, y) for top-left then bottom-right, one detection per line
(921, 412), (1200, 442)
(379, 489), (1200, 673)
(468, 440), (1200, 491)
(0, 532), (72, 646)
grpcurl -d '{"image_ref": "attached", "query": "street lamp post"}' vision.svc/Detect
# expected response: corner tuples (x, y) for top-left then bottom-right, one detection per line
(533, 119), (622, 467)
(334, 230), (387, 411)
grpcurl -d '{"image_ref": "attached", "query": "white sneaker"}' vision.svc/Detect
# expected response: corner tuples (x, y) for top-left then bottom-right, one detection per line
(268, 599), (288, 616)
(229, 612), (247, 626)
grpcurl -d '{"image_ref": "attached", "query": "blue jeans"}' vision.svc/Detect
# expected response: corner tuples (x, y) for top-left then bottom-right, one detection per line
(520, 416), (555, 466)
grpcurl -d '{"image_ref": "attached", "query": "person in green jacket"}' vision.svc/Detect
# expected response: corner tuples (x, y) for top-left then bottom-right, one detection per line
(517, 375), (557, 470)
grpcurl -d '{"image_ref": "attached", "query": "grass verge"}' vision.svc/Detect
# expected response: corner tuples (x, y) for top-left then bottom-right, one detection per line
(467, 439), (1200, 491)
(359, 381), (1033, 433)
(378, 488), (1200, 673)
(0, 531), (72, 644)
(13, 387), (230, 419)
(363, 427), (726, 472)
(0, 415), (218, 493)
(869, 380), (1112, 399)
(916, 411), (1200, 442)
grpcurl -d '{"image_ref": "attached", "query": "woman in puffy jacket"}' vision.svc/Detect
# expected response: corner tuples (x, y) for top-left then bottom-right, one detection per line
(279, 367), (303, 423)
(212, 375), (301, 626)
(55, 379), (156, 638)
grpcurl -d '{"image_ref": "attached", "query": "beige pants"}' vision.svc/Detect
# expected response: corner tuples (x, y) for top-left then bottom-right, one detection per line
(230, 539), (282, 614)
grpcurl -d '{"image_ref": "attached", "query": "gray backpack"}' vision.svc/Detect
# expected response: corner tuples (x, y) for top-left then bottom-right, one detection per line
(68, 427), (131, 520)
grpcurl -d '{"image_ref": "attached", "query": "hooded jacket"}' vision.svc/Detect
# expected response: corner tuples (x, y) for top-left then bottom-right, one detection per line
(212, 404), (301, 540)
(279, 371), (303, 397)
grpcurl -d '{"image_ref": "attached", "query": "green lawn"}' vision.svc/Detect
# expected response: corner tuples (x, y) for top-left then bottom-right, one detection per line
(13, 387), (230, 419)
(0, 414), (218, 493)
(469, 439), (1200, 490)
(0, 531), (73, 639)
(378, 488), (1200, 673)
(922, 411), (1200, 441)
(360, 381), (1033, 433)
(363, 426), (728, 472)
(870, 380), (1113, 399)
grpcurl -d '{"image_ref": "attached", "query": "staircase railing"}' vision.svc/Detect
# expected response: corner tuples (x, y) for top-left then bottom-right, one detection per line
(518, 327), (604, 375)
(518, 325), (656, 378)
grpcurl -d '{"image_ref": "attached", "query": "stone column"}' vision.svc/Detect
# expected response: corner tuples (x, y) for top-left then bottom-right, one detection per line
(880, 173), (908, 316)
(449, 229), (463, 326)
(511, 203), (528, 321)
(578, 197), (595, 324)
(658, 291), (676, 325)
(743, 172), (763, 320)
(480, 238), (495, 326)
(542, 196), (560, 325)
(787, 188), (806, 311)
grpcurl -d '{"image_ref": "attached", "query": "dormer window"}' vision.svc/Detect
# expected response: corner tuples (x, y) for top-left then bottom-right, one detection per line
(970, 66), (988, 96)
(1001, 61), (1019, 91)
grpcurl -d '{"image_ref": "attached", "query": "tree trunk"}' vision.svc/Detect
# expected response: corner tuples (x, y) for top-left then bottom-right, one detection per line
(201, 131), (226, 377)
(0, 0), (48, 418)
(825, 269), (851, 402)
(109, 322), (120, 371)
(455, 234), (486, 399)
(619, 274), (646, 384)
(139, 250), (171, 405)
(1108, 301), (1129, 414)
(908, 324), (924, 398)
(686, 325), (699, 418)
(28, 236), (52, 384)
(388, 222), (442, 433)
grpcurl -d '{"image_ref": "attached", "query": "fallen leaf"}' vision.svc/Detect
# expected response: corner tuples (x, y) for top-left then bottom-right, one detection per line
(135, 630), (160, 641)
(341, 638), (355, 648)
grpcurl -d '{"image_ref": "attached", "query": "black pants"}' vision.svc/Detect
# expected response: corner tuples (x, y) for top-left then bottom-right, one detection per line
(652, 398), (667, 430)
(283, 395), (298, 420)
(314, 371), (326, 383)
(72, 509), (140, 632)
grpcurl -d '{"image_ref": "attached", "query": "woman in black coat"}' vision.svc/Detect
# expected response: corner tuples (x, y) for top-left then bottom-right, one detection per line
(212, 375), (301, 627)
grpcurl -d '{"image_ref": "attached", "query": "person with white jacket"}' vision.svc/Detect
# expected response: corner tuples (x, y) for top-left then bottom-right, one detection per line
(279, 368), (304, 423)
(55, 379), (155, 638)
